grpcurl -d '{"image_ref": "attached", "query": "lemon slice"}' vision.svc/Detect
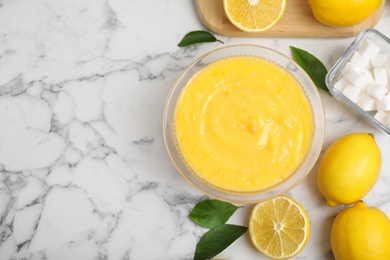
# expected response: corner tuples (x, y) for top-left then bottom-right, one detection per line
(223, 0), (286, 32)
(249, 196), (310, 259)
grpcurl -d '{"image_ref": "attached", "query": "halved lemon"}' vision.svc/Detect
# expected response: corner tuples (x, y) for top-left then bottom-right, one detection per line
(249, 196), (310, 259)
(223, 0), (286, 32)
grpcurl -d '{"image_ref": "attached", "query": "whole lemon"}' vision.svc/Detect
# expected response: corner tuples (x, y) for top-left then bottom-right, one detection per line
(308, 0), (382, 27)
(331, 201), (390, 260)
(317, 133), (381, 207)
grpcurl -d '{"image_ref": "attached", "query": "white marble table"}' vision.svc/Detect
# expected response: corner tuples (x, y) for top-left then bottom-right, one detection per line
(1, 1), (390, 259)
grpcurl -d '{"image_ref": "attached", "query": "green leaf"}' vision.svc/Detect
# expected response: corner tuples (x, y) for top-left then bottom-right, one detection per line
(194, 224), (248, 260)
(178, 30), (224, 47)
(190, 200), (242, 228)
(290, 46), (330, 94)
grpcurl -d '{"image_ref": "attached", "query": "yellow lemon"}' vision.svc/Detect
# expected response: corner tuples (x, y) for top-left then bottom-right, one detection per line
(308, 0), (382, 27)
(317, 133), (381, 207)
(223, 0), (286, 32)
(249, 196), (310, 259)
(331, 201), (390, 260)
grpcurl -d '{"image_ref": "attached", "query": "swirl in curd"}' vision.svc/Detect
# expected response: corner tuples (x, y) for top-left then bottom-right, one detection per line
(174, 56), (314, 192)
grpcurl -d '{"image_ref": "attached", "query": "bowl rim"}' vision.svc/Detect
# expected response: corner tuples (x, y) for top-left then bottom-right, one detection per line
(163, 44), (326, 204)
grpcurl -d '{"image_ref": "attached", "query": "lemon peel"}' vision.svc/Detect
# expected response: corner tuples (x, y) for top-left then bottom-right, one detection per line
(308, 0), (382, 27)
(317, 133), (381, 207)
(331, 201), (390, 259)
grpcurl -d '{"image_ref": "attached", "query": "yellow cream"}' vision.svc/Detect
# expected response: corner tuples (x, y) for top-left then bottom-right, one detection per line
(174, 56), (314, 192)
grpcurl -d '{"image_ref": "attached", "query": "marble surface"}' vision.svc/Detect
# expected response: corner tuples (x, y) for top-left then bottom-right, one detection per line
(1, 0), (390, 259)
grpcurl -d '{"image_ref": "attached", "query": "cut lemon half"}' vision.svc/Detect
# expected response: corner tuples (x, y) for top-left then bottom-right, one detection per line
(248, 196), (310, 259)
(223, 0), (286, 32)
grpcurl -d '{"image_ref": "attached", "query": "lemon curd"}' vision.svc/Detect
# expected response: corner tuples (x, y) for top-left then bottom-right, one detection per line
(174, 56), (314, 192)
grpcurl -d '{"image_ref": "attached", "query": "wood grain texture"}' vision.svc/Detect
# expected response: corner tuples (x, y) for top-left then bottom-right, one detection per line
(195, 0), (386, 38)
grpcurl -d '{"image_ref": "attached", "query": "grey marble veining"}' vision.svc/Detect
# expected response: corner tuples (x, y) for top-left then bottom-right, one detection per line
(1, 0), (390, 259)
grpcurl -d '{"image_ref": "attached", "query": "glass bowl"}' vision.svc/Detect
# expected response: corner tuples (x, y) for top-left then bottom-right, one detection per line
(326, 28), (390, 135)
(163, 44), (325, 204)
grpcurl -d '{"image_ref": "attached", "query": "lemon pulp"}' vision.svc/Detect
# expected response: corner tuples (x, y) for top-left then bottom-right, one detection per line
(223, 0), (286, 32)
(174, 56), (314, 192)
(249, 196), (311, 259)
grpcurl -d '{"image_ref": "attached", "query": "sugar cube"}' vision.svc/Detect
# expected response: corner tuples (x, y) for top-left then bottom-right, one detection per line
(359, 39), (381, 59)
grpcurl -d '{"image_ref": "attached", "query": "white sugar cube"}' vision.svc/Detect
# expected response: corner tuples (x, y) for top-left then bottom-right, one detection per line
(374, 67), (388, 85)
(342, 61), (367, 76)
(371, 53), (388, 68)
(350, 51), (370, 69)
(360, 71), (375, 90)
(334, 76), (348, 91)
(377, 95), (390, 111)
(344, 70), (374, 90)
(344, 69), (373, 90)
(366, 84), (388, 100)
(359, 39), (381, 59)
(343, 68), (361, 83)
(374, 110), (388, 124)
(342, 85), (361, 103)
(386, 63), (390, 81)
(336, 37), (390, 130)
(357, 94), (376, 111)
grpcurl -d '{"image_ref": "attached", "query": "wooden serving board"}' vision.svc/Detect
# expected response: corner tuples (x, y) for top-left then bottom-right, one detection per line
(195, 0), (386, 38)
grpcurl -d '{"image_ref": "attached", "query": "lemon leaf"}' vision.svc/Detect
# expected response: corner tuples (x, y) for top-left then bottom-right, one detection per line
(194, 224), (248, 260)
(290, 46), (330, 94)
(178, 30), (224, 47)
(190, 199), (242, 228)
